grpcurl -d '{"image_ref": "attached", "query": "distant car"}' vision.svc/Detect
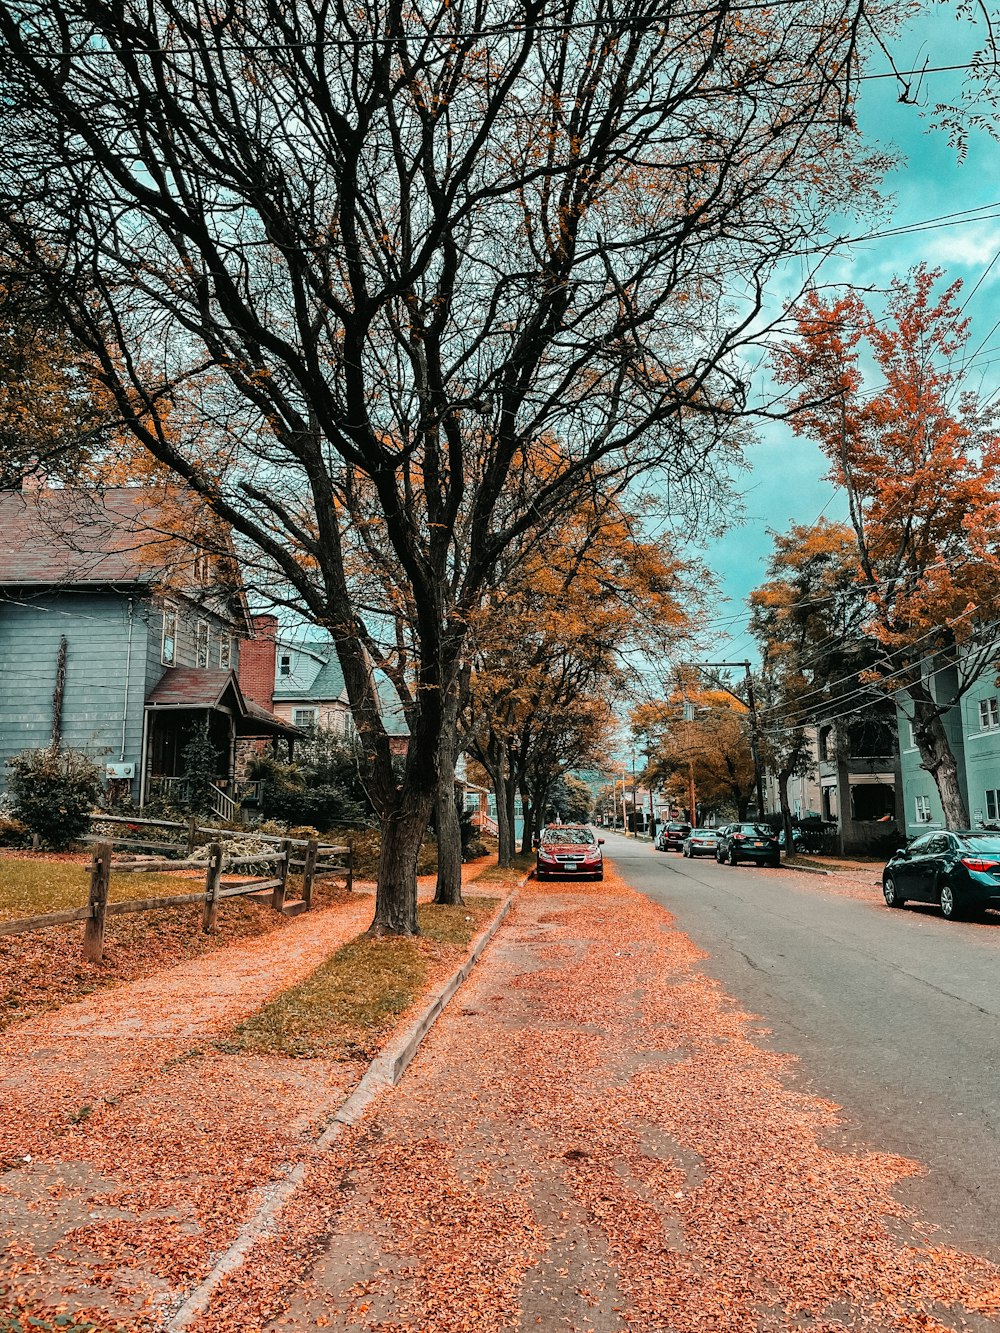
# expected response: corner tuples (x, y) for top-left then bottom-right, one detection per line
(682, 828), (720, 858)
(882, 830), (1000, 919)
(535, 824), (605, 881)
(777, 828), (804, 851)
(656, 821), (692, 852)
(715, 823), (781, 868)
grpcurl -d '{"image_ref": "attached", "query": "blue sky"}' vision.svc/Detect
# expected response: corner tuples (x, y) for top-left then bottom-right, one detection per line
(700, 6), (1000, 664)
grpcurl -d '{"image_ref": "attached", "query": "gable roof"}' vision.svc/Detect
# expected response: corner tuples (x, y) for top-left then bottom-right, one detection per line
(146, 667), (299, 737)
(0, 487), (165, 587)
(0, 486), (253, 634)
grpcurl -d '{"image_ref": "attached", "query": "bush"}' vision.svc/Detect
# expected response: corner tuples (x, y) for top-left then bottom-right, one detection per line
(0, 815), (29, 848)
(5, 747), (102, 849)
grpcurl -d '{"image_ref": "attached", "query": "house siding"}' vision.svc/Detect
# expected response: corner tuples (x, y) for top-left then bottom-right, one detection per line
(0, 591), (151, 794)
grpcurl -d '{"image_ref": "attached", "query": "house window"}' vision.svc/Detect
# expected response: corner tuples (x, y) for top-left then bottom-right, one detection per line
(279, 653), (291, 677)
(818, 725), (833, 761)
(293, 707), (317, 728)
(987, 790), (1000, 822)
(915, 795), (932, 823)
(161, 606), (177, 666)
(218, 634), (232, 670)
(196, 620), (210, 668)
(193, 550), (211, 583)
(905, 719), (916, 748)
(979, 697), (1000, 730)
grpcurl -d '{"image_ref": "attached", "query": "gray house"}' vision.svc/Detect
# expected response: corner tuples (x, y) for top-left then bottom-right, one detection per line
(897, 657), (1000, 837)
(0, 485), (294, 815)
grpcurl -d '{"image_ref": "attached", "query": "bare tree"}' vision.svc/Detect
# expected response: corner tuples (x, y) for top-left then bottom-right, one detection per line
(0, 0), (880, 931)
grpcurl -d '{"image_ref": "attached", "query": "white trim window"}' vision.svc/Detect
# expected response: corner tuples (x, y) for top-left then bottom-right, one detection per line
(218, 634), (232, 670)
(979, 697), (1000, 731)
(915, 794), (932, 823)
(193, 550), (211, 583)
(196, 620), (210, 668)
(293, 706), (318, 728)
(987, 790), (1000, 822)
(279, 652), (292, 678)
(161, 605), (178, 666)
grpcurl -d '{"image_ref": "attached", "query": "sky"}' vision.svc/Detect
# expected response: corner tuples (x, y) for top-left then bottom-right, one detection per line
(697, 5), (1000, 667)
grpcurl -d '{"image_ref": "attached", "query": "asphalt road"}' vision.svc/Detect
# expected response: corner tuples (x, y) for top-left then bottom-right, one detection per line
(603, 830), (1000, 1267)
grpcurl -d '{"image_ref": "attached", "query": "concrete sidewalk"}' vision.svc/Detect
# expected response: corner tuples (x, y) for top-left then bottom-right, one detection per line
(192, 869), (1000, 1333)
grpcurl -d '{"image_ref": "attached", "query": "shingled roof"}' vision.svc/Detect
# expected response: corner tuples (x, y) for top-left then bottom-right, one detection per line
(146, 668), (299, 737)
(0, 487), (176, 586)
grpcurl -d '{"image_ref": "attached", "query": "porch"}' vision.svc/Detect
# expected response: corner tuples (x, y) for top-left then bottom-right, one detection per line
(141, 669), (299, 820)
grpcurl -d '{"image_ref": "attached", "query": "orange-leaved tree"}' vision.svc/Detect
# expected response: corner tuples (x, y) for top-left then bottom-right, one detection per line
(633, 685), (757, 823)
(775, 266), (1000, 827)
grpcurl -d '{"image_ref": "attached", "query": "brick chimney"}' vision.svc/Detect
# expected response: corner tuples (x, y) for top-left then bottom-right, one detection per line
(239, 614), (278, 709)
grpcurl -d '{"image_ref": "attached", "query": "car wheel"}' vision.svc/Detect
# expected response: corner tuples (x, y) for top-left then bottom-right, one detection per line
(716, 849), (724, 863)
(882, 875), (906, 909)
(939, 881), (964, 919)
(768, 857), (780, 869)
(727, 848), (738, 867)
(535, 870), (546, 881)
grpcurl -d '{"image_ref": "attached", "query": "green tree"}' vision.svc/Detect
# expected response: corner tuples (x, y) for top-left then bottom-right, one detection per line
(6, 747), (101, 849)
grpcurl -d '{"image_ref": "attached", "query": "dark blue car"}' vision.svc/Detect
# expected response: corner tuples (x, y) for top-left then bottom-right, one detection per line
(882, 830), (1000, 919)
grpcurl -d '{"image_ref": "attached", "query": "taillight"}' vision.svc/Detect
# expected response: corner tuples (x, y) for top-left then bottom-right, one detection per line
(961, 857), (1000, 873)
(732, 833), (745, 842)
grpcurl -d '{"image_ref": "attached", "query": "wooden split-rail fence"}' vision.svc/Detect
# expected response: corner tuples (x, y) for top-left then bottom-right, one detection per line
(0, 815), (354, 964)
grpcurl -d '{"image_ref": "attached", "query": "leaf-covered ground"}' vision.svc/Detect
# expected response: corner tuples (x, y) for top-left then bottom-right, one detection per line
(4, 860), (999, 1332)
(193, 866), (1000, 1333)
(0, 863), (509, 1328)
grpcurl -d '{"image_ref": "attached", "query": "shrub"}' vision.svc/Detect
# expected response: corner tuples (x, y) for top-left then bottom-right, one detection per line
(0, 815), (29, 848)
(5, 747), (102, 849)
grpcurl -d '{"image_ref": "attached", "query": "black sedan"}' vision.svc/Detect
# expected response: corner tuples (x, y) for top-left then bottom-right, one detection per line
(715, 823), (781, 867)
(882, 830), (1000, 919)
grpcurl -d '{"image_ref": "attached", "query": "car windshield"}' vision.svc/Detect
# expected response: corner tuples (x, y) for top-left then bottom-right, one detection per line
(739, 824), (773, 836)
(541, 827), (595, 845)
(692, 829), (717, 836)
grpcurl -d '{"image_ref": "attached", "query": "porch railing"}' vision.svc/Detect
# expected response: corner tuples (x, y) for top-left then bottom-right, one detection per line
(145, 775), (240, 823)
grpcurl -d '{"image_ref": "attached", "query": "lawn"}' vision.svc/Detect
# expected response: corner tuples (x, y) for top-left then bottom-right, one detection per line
(0, 854), (200, 923)
(225, 896), (502, 1060)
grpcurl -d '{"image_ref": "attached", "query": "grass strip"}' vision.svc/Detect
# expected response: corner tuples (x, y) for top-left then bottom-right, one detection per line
(0, 858), (204, 922)
(225, 895), (503, 1060)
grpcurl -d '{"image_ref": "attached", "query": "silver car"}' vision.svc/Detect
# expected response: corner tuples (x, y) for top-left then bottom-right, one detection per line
(682, 828), (721, 858)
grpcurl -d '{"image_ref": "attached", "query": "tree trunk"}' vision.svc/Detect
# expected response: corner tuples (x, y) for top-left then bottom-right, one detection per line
(370, 794), (432, 935)
(778, 768), (794, 854)
(911, 686), (969, 829)
(434, 732), (464, 906)
(520, 792), (534, 855)
(494, 763), (514, 867)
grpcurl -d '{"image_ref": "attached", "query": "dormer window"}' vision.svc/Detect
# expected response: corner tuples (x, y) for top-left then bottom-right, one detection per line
(193, 550), (211, 583)
(279, 653), (291, 677)
(218, 634), (232, 670)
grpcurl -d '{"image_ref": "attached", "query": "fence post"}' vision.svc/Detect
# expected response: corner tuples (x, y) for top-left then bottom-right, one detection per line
(83, 842), (111, 963)
(202, 841), (223, 933)
(272, 838), (291, 912)
(186, 815), (198, 856)
(347, 838), (354, 893)
(302, 837), (319, 911)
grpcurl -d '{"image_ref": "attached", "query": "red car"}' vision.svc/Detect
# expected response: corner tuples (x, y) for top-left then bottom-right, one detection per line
(535, 825), (605, 880)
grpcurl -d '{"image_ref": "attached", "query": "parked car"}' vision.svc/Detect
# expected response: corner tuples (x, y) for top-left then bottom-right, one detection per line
(655, 820), (692, 852)
(535, 824), (605, 880)
(777, 828), (804, 851)
(682, 828), (721, 858)
(715, 823), (781, 867)
(882, 830), (1000, 919)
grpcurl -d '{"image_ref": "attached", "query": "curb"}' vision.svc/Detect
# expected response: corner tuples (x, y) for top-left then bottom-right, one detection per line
(784, 861), (833, 877)
(166, 882), (521, 1330)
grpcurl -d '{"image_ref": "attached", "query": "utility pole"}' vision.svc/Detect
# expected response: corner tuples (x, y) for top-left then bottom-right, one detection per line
(692, 659), (766, 820)
(630, 751), (639, 837)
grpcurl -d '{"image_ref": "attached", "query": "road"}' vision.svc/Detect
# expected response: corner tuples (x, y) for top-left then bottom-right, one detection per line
(604, 830), (1000, 1266)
